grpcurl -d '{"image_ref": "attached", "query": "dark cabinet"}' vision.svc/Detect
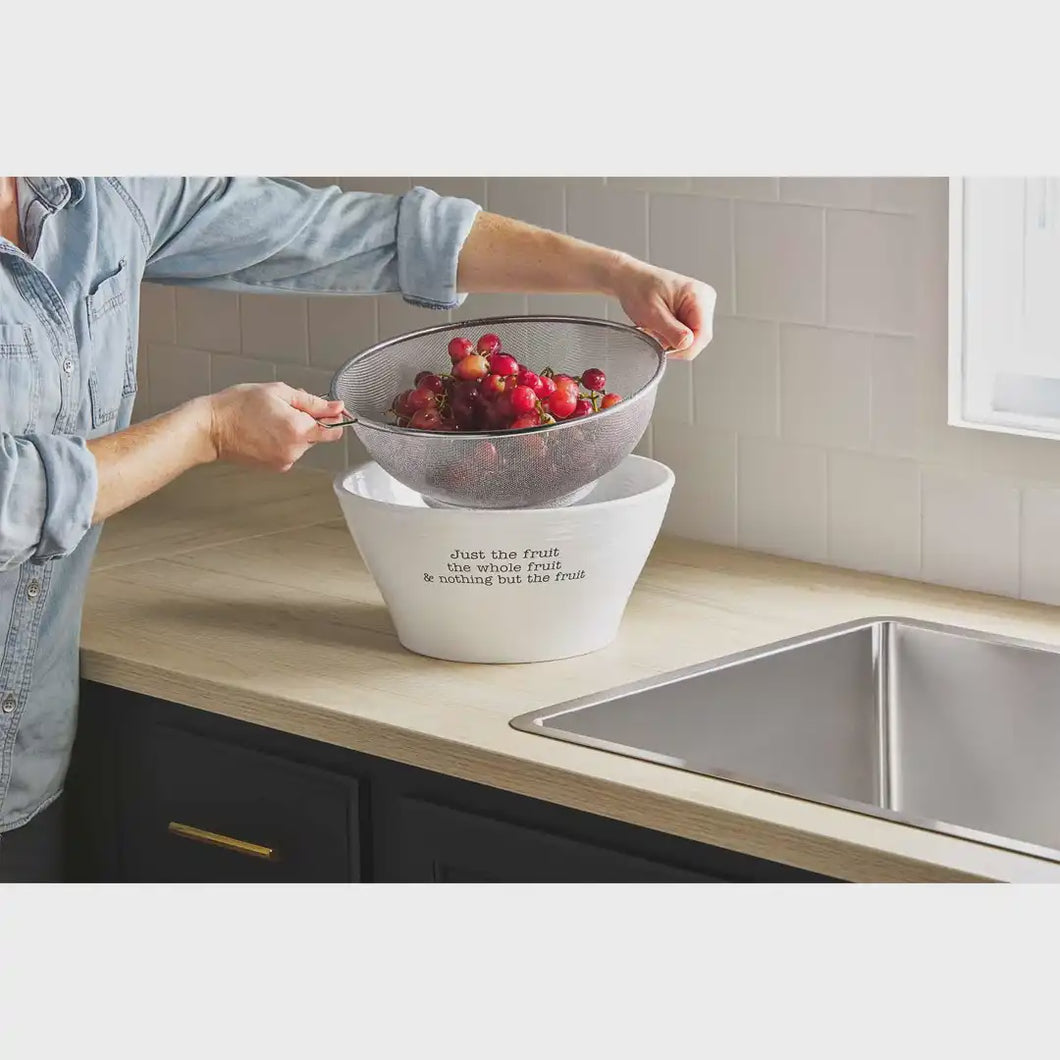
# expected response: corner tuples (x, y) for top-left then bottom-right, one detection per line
(66, 682), (831, 884)
(118, 723), (360, 882)
(388, 798), (721, 882)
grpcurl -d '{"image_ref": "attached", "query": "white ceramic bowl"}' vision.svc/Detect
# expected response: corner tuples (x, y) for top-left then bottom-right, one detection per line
(333, 455), (675, 663)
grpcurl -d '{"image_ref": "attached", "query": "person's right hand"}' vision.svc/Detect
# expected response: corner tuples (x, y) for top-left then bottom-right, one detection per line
(204, 382), (348, 472)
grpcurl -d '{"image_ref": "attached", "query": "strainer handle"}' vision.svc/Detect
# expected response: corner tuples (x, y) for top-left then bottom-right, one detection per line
(317, 415), (358, 428)
(632, 325), (678, 357)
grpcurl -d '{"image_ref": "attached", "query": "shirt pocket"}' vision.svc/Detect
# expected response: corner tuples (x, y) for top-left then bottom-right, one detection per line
(86, 258), (136, 431)
(0, 324), (43, 434)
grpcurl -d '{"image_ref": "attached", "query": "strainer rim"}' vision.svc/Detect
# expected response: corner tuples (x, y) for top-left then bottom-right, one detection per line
(327, 314), (668, 439)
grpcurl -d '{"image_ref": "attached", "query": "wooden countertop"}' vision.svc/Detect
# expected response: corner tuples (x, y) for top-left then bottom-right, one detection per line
(82, 464), (1060, 883)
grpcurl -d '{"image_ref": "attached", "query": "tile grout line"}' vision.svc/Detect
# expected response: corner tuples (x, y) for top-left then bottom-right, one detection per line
(914, 464), (924, 580)
(732, 432), (740, 548)
(821, 208), (828, 325)
(728, 198), (737, 316)
(1017, 486), (1026, 600)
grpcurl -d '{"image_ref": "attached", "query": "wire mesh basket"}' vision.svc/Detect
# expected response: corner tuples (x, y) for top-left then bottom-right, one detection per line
(329, 315), (667, 509)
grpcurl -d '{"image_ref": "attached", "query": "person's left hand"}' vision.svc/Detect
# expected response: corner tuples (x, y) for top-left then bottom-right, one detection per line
(610, 260), (717, 360)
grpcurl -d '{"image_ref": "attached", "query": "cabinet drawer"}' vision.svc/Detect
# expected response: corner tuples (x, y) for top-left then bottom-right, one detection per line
(392, 798), (721, 882)
(119, 723), (359, 882)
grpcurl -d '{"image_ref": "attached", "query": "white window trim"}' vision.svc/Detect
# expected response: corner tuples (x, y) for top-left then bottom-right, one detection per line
(949, 176), (1060, 443)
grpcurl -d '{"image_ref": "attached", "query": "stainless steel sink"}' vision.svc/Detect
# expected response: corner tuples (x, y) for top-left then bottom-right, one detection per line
(510, 618), (1060, 863)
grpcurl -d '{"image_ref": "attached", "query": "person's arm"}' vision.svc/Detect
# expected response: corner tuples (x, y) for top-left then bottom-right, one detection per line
(87, 384), (346, 524)
(0, 385), (345, 569)
(123, 178), (715, 359)
(127, 177), (479, 310)
(0, 434), (97, 572)
(455, 211), (716, 358)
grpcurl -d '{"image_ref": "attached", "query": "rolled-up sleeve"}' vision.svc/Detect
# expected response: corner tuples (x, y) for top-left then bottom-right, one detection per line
(0, 434), (98, 572)
(128, 178), (481, 310)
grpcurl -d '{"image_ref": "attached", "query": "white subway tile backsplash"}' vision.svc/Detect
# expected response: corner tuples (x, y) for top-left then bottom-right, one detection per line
(690, 178), (780, 201)
(653, 422), (737, 545)
(826, 209), (916, 333)
(139, 283), (176, 344)
(566, 186), (648, 260)
(780, 178), (873, 210)
(175, 288), (240, 354)
(828, 451), (920, 579)
(693, 317), (779, 436)
(377, 295), (448, 340)
(147, 344), (212, 413)
(737, 436), (828, 562)
(527, 293), (610, 318)
(649, 194), (733, 315)
(870, 334), (929, 458)
(608, 177), (693, 194)
(290, 177), (340, 190)
(1020, 488), (1060, 605)
(735, 202), (824, 324)
(240, 294), (309, 364)
(133, 340), (150, 420)
(870, 177), (942, 215)
(211, 353), (276, 391)
(338, 177), (411, 195)
(654, 359), (694, 425)
(308, 295), (377, 369)
(485, 179), (564, 231)
(922, 469), (1020, 597)
(780, 324), (872, 450)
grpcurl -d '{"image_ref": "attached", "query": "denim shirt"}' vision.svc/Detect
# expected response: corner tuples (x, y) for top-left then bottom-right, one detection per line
(0, 176), (480, 830)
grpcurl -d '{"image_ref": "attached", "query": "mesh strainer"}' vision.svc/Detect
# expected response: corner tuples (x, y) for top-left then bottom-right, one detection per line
(328, 315), (667, 509)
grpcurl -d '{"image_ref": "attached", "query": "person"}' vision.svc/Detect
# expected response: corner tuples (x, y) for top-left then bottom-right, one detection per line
(0, 176), (716, 882)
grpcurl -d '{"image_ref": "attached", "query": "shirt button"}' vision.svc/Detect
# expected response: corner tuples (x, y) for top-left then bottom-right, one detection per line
(62, 358), (74, 375)
(1, 693), (15, 714)
(26, 579), (41, 600)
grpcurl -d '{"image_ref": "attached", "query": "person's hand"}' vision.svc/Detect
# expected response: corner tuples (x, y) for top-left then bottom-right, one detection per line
(204, 382), (348, 471)
(609, 258), (717, 361)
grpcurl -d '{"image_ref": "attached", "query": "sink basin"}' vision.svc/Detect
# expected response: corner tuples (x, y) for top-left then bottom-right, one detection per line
(510, 617), (1060, 862)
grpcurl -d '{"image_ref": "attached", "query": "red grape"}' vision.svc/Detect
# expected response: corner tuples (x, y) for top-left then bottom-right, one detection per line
(509, 385), (537, 415)
(548, 389), (577, 419)
(535, 375), (557, 399)
(601, 392), (622, 409)
(409, 407), (443, 430)
(406, 386), (437, 412)
(488, 352), (519, 377)
(392, 389), (415, 417)
(517, 368), (541, 391)
(448, 336), (474, 363)
(476, 333), (502, 356)
(489, 393), (515, 426)
(510, 412), (542, 430)
(418, 372), (445, 395)
(553, 374), (579, 397)
(572, 398), (592, 418)
(453, 354), (489, 382)
(480, 373), (506, 399)
(450, 396), (477, 428)
(581, 367), (606, 392)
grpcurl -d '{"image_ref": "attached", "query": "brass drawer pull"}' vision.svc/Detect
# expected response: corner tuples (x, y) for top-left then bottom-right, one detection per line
(167, 821), (279, 862)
